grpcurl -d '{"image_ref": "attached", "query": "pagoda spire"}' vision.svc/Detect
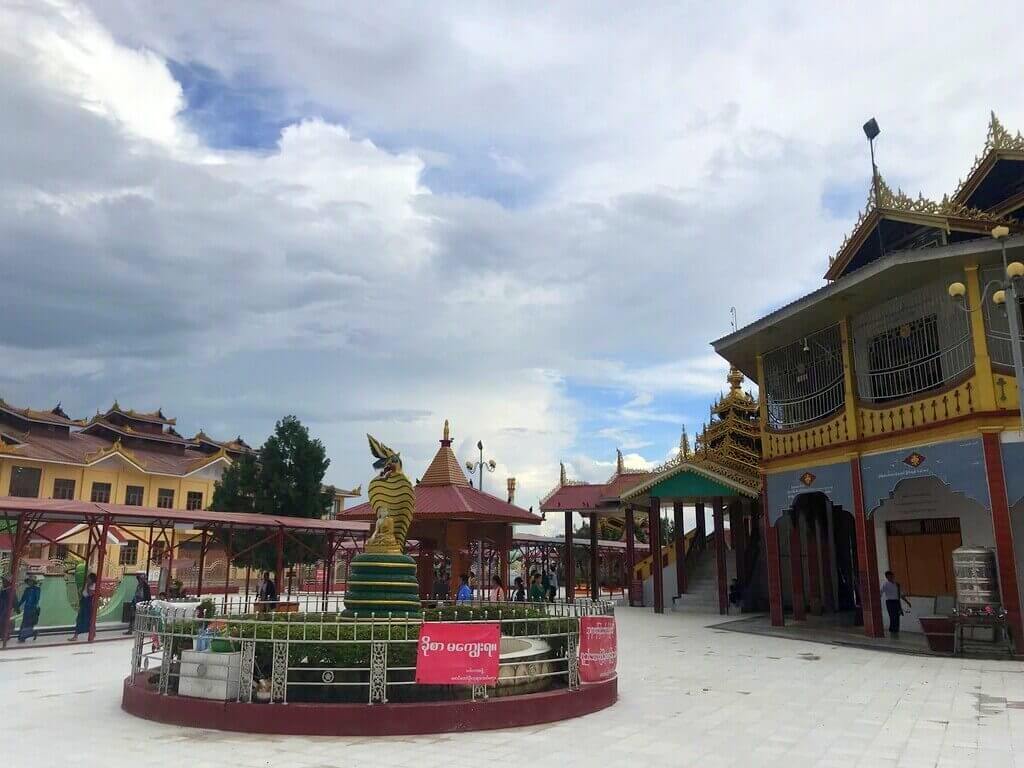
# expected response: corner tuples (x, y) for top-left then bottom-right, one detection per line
(679, 425), (690, 459)
(616, 448), (624, 474)
(560, 461), (567, 486)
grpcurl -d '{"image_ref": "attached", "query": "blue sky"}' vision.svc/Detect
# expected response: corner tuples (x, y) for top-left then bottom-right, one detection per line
(3, 2), (1024, 526)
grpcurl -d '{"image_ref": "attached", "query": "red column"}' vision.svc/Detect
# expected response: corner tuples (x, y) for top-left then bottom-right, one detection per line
(416, 547), (433, 599)
(275, 527), (285, 596)
(789, 511), (806, 621)
(1, 516), (27, 646)
(88, 515), (111, 642)
(589, 513), (599, 600)
(695, 502), (706, 550)
(196, 529), (208, 598)
(564, 511), (574, 603)
(762, 479), (784, 626)
(624, 507), (638, 606)
(166, 528), (176, 595)
(817, 509), (835, 612)
(805, 510), (823, 615)
(713, 497), (728, 615)
(851, 457), (884, 637)
(982, 431), (1024, 650)
(649, 497), (664, 613)
(673, 501), (687, 595)
(499, 529), (510, 598)
(222, 527), (233, 613)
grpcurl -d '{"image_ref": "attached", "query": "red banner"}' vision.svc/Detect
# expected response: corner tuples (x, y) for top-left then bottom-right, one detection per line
(579, 615), (617, 683)
(415, 622), (501, 685)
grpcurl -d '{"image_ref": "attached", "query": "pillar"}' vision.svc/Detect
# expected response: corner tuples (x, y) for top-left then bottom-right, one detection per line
(564, 511), (574, 603)
(88, 515), (111, 642)
(788, 510), (807, 621)
(416, 546), (434, 599)
(1, 517), (27, 646)
(589, 513), (599, 600)
(729, 502), (745, 588)
(673, 501), (687, 595)
(695, 501), (706, 550)
(713, 497), (728, 615)
(624, 507), (638, 606)
(817, 506), (835, 612)
(982, 431), (1024, 650)
(804, 509), (823, 615)
(499, 529), (511, 598)
(851, 457), (884, 637)
(762, 478), (784, 626)
(222, 527), (233, 613)
(649, 497), (664, 613)
(196, 529), (208, 598)
(275, 527), (285, 598)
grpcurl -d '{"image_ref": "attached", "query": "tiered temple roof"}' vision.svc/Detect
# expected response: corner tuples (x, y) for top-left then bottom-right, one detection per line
(826, 113), (1024, 281)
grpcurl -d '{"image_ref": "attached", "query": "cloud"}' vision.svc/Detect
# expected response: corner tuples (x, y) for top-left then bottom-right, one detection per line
(4, 1), (1024, 519)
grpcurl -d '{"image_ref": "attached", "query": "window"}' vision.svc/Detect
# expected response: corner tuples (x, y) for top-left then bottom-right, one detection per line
(150, 541), (165, 564)
(27, 544), (43, 559)
(124, 485), (145, 506)
(186, 491), (203, 511)
(853, 278), (973, 403)
(54, 544), (69, 561)
(157, 488), (175, 509)
(119, 540), (139, 566)
(90, 482), (112, 503)
(8, 465), (41, 498)
(886, 518), (962, 597)
(52, 478), (76, 500)
(762, 325), (845, 429)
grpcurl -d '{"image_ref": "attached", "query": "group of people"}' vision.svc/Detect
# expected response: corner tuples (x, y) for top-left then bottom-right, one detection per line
(427, 564), (560, 604)
(0, 574), (41, 643)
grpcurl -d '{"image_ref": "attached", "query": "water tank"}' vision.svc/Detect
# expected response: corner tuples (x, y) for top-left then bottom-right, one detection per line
(952, 546), (1001, 610)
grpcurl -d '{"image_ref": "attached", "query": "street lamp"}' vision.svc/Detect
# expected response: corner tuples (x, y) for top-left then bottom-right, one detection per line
(466, 440), (497, 492)
(948, 226), (1024, 431)
(863, 117), (886, 258)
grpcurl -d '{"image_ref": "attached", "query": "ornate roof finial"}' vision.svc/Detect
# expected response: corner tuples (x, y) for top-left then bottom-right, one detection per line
(616, 448), (624, 474)
(680, 426), (690, 459)
(560, 461), (567, 486)
(440, 419), (452, 447)
(727, 367), (744, 393)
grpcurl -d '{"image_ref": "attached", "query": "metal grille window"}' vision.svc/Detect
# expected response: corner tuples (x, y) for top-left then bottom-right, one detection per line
(762, 324), (845, 428)
(852, 278), (973, 403)
(981, 265), (1024, 368)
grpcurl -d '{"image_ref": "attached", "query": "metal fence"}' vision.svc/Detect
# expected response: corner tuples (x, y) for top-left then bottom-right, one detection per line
(129, 598), (614, 705)
(763, 324), (846, 429)
(982, 265), (1024, 369)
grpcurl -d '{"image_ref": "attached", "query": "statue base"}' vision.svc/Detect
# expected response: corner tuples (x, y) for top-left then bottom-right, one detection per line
(341, 552), (421, 618)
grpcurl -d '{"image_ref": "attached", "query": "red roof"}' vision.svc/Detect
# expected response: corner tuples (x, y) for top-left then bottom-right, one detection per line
(0, 496), (370, 533)
(343, 484), (541, 525)
(540, 484), (605, 511)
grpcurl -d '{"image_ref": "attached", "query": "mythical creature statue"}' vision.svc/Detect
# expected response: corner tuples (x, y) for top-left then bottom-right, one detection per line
(364, 434), (415, 554)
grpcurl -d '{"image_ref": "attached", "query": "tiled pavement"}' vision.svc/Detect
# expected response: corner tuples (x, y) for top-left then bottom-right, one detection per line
(3, 607), (1023, 767)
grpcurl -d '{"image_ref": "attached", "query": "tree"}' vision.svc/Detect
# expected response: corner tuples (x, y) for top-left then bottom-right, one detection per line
(212, 415), (335, 573)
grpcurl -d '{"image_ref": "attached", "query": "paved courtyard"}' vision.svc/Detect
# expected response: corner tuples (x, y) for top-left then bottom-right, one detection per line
(3, 607), (1024, 768)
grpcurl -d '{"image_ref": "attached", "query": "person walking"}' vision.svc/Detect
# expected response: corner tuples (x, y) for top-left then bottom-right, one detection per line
(123, 572), (152, 635)
(529, 572), (545, 602)
(491, 575), (505, 602)
(456, 573), (473, 603)
(256, 571), (278, 606)
(0, 577), (11, 641)
(511, 576), (526, 602)
(881, 570), (912, 637)
(69, 572), (98, 642)
(548, 565), (559, 602)
(17, 575), (41, 643)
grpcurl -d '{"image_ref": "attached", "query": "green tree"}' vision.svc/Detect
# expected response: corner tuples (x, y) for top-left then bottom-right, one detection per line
(212, 415), (335, 573)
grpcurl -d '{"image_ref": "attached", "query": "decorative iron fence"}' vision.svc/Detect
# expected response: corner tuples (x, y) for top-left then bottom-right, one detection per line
(128, 599), (613, 705)
(852, 277), (973, 403)
(763, 324), (846, 429)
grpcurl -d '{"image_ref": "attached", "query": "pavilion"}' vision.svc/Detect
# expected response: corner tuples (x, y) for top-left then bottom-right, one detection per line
(0, 496), (367, 646)
(339, 421), (542, 598)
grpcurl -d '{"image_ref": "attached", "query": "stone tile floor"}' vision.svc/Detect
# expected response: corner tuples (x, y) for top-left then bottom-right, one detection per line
(2, 607), (1024, 767)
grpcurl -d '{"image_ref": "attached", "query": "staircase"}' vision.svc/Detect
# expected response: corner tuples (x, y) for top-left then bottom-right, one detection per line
(670, 544), (735, 614)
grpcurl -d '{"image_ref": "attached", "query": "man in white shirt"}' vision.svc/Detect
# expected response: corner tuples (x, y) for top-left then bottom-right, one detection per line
(881, 571), (913, 636)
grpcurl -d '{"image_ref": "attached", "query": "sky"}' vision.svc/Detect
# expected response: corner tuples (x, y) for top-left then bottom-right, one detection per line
(2, 1), (1024, 531)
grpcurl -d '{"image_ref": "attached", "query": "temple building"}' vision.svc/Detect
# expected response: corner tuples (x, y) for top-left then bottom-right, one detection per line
(0, 400), (360, 582)
(713, 112), (1024, 644)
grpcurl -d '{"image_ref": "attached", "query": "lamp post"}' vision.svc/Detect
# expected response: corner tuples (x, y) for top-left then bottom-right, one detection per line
(466, 440), (497, 492)
(863, 117), (886, 258)
(948, 226), (1024, 431)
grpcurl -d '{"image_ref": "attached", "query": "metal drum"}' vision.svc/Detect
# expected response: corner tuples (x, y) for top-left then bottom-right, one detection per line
(952, 546), (1001, 610)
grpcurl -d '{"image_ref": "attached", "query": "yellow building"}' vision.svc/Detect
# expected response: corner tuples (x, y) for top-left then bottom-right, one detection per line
(0, 401), (359, 585)
(713, 113), (1024, 645)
